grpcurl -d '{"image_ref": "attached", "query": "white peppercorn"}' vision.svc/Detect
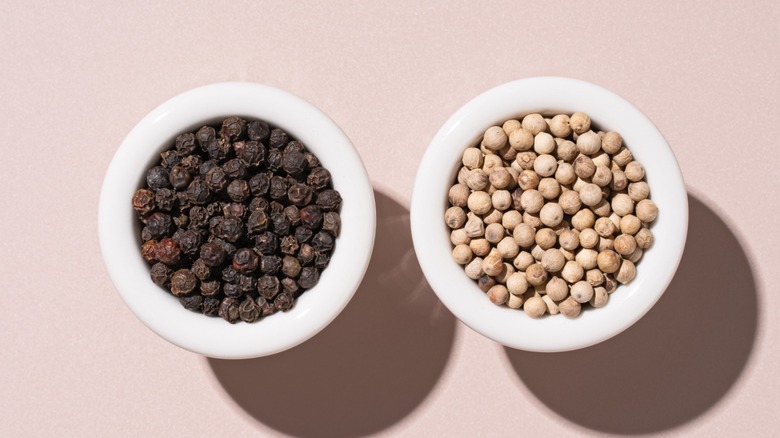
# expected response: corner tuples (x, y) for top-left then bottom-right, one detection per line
(509, 128), (534, 151)
(515, 151), (537, 170)
(608, 212), (621, 229)
(602, 131), (622, 154)
(571, 208), (596, 230)
(575, 248), (598, 270)
(484, 222), (505, 244)
(555, 140), (578, 162)
(594, 217), (616, 238)
(558, 229), (580, 251)
(579, 183), (602, 207)
(569, 112), (591, 135)
(469, 238), (491, 256)
(597, 250), (621, 274)
(452, 244), (473, 265)
(535, 228), (558, 250)
(611, 193), (634, 217)
(586, 269), (604, 286)
(591, 199), (612, 217)
(598, 237), (614, 252)
(466, 169), (489, 191)
(491, 190), (512, 211)
(590, 286), (608, 308)
(525, 263), (548, 286)
(636, 199), (658, 223)
(530, 244), (545, 261)
(522, 211), (542, 228)
(592, 165), (612, 187)
(571, 281), (594, 303)
(634, 227), (654, 249)
(534, 132), (556, 154)
(450, 228), (471, 245)
(559, 296), (581, 318)
(522, 114), (547, 135)
(457, 166), (471, 185)
(561, 260), (584, 284)
(487, 284), (509, 305)
(518, 170), (540, 190)
(554, 162), (576, 186)
(464, 213), (485, 238)
(578, 228), (599, 248)
(482, 254), (504, 277)
(620, 214), (641, 235)
(489, 167), (513, 190)
(616, 259), (637, 284)
(499, 145), (518, 162)
(610, 169), (628, 191)
(495, 262), (515, 284)
(497, 236), (520, 259)
(624, 161), (645, 182)
(604, 274), (618, 293)
(538, 202), (563, 227)
(533, 154), (558, 177)
(523, 296), (547, 318)
(511, 223), (534, 248)
(507, 293), (524, 309)
(576, 131), (602, 155)
(477, 275), (496, 292)
(464, 257), (484, 279)
(482, 154), (503, 173)
(541, 248), (566, 272)
(502, 210), (522, 230)
(520, 189), (544, 214)
(591, 152), (611, 168)
(573, 155), (596, 179)
(482, 208), (503, 225)
(506, 272), (528, 295)
(467, 191), (492, 215)
(445, 206), (467, 229)
(482, 126), (508, 151)
(462, 147), (483, 169)
(542, 277), (566, 301)
(627, 247), (643, 263)
(541, 295), (560, 315)
(549, 114), (572, 138)
(613, 147), (633, 167)
(538, 178), (561, 200)
(503, 119), (521, 135)
(556, 191), (579, 216)
(513, 251), (535, 271)
(614, 234), (637, 256)
(448, 183), (469, 207)
(628, 181), (650, 202)
(572, 176), (588, 192)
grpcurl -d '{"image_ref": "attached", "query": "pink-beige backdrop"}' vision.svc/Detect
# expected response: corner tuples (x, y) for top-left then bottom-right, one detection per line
(1, 1), (778, 436)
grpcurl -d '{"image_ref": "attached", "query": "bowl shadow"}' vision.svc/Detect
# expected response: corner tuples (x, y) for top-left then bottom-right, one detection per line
(504, 193), (759, 434)
(207, 189), (456, 437)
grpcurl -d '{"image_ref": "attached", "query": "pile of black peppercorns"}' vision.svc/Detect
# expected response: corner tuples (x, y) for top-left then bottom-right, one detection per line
(132, 116), (342, 323)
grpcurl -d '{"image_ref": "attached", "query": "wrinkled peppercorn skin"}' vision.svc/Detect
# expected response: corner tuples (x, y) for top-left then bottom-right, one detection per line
(134, 117), (340, 322)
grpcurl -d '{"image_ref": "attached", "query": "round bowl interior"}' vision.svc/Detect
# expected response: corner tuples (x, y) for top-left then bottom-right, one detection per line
(99, 82), (376, 359)
(411, 77), (687, 352)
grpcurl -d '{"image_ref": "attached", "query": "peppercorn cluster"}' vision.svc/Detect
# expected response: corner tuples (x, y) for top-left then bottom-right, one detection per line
(132, 116), (342, 323)
(446, 113), (657, 318)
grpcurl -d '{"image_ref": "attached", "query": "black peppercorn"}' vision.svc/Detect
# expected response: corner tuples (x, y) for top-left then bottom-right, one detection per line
(239, 297), (261, 323)
(175, 132), (198, 154)
(147, 166), (171, 190)
(237, 141), (265, 167)
(191, 258), (211, 281)
(205, 167), (229, 192)
(303, 152), (320, 169)
(180, 295), (203, 312)
(196, 126), (217, 149)
(260, 255), (282, 275)
(306, 167), (331, 191)
(171, 269), (198, 296)
(316, 189), (342, 211)
(298, 267), (319, 289)
(188, 206), (209, 229)
(274, 292), (294, 311)
(223, 158), (247, 179)
(294, 226), (314, 244)
(322, 212), (341, 236)
(201, 280), (221, 297)
(246, 210), (269, 236)
(232, 248), (259, 274)
(280, 235), (299, 255)
(281, 277), (300, 295)
(160, 150), (182, 169)
(218, 297), (240, 323)
(154, 237), (182, 266)
(258, 275), (280, 299)
(207, 138), (231, 160)
(220, 116), (246, 141)
(248, 172), (272, 196)
(248, 196), (269, 212)
(312, 231), (335, 252)
(186, 179), (211, 204)
(132, 189), (155, 216)
(169, 165), (192, 190)
(269, 176), (288, 200)
(270, 212), (291, 235)
(150, 262), (173, 287)
(222, 202), (246, 219)
(223, 282), (241, 298)
(247, 119), (270, 142)
(203, 297), (221, 316)
(257, 296), (277, 316)
(210, 236), (237, 256)
(214, 217), (243, 243)
(297, 243), (316, 265)
(287, 183), (313, 207)
(142, 240), (157, 263)
(198, 158), (217, 175)
(269, 201), (285, 214)
(281, 256), (301, 278)
(268, 128), (289, 149)
(282, 150), (306, 175)
(200, 242), (227, 267)
(266, 148), (283, 172)
(154, 188), (176, 211)
(314, 251), (331, 269)
(227, 179), (251, 202)
(143, 212), (173, 240)
(237, 274), (256, 294)
(284, 205), (301, 226)
(300, 205), (323, 229)
(254, 232), (278, 255)
(221, 265), (239, 284)
(172, 229), (201, 255)
(179, 154), (203, 174)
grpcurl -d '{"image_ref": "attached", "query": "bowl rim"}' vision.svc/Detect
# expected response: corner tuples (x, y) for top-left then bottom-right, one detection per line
(98, 82), (376, 359)
(411, 76), (688, 352)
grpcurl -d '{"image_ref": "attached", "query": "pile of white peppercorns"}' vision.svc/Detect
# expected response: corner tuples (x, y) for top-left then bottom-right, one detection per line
(446, 112), (657, 318)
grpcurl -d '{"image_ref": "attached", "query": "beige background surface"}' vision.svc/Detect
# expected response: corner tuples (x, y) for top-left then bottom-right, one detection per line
(1, 1), (778, 436)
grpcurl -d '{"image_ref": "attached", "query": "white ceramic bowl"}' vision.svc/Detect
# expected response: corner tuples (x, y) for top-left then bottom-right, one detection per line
(99, 82), (375, 359)
(411, 77), (687, 352)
